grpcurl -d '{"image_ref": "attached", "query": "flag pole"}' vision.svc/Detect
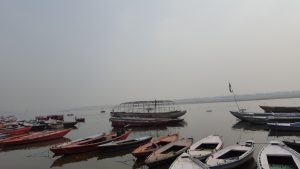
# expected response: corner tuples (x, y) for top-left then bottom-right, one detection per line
(229, 82), (241, 112)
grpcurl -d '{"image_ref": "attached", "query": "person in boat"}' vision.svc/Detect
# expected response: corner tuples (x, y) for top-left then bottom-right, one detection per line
(116, 128), (125, 136)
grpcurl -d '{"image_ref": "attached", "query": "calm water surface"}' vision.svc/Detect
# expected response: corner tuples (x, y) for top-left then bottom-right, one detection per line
(1, 98), (300, 169)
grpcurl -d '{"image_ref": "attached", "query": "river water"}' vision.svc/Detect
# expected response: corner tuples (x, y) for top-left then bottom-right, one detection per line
(1, 98), (300, 169)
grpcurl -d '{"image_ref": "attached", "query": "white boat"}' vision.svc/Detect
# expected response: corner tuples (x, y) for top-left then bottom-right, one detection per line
(258, 141), (300, 169)
(206, 140), (254, 169)
(169, 153), (209, 169)
(187, 135), (223, 160)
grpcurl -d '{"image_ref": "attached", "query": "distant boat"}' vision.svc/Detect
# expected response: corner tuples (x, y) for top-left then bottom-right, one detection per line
(170, 153), (209, 169)
(206, 110), (212, 112)
(101, 110), (105, 113)
(63, 121), (78, 128)
(187, 135), (223, 160)
(145, 138), (193, 167)
(258, 141), (300, 169)
(260, 105), (300, 113)
(67, 113), (74, 116)
(75, 117), (85, 123)
(111, 100), (186, 118)
(206, 140), (254, 169)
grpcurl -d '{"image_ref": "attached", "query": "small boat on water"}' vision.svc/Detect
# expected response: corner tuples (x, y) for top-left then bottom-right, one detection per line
(50, 129), (131, 155)
(0, 129), (71, 146)
(110, 117), (183, 127)
(230, 111), (300, 124)
(283, 140), (300, 150)
(0, 126), (32, 136)
(144, 138), (193, 167)
(187, 135), (223, 160)
(101, 110), (105, 113)
(63, 121), (78, 128)
(111, 100), (186, 119)
(75, 117), (85, 123)
(258, 141), (300, 169)
(97, 135), (152, 152)
(132, 133), (179, 158)
(170, 153), (209, 169)
(267, 122), (300, 131)
(260, 105), (300, 113)
(206, 140), (254, 169)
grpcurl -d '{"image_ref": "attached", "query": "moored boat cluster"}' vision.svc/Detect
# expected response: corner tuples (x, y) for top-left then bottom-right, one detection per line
(3, 102), (300, 169)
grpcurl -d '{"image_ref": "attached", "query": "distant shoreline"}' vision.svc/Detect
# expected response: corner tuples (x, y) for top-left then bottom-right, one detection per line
(64, 91), (300, 112)
(174, 90), (300, 105)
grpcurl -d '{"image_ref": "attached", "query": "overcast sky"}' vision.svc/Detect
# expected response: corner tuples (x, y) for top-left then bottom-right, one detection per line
(1, 0), (300, 113)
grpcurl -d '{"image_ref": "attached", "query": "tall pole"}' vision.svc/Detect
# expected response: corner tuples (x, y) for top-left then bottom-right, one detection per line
(229, 82), (241, 112)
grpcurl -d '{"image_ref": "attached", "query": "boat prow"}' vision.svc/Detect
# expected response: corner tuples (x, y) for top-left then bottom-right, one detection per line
(188, 135), (223, 160)
(206, 140), (254, 169)
(258, 141), (300, 169)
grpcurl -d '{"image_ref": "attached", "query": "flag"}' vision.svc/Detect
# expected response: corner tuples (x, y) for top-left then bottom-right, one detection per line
(229, 82), (233, 93)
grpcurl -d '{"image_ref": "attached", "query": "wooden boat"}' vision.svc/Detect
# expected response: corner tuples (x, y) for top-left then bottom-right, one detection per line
(111, 100), (186, 119)
(187, 135), (223, 160)
(260, 105), (300, 113)
(110, 117), (184, 127)
(0, 126), (32, 136)
(132, 133), (179, 158)
(258, 141), (300, 169)
(170, 153), (209, 169)
(230, 111), (300, 124)
(50, 129), (131, 155)
(75, 117), (85, 122)
(267, 122), (300, 131)
(206, 140), (254, 169)
(97, 135), (152, 151)
(0, 129), (71, 146)
(144, 138), (193, 167)
(283, 140), (300, 149)
(63, 121), (78, 128)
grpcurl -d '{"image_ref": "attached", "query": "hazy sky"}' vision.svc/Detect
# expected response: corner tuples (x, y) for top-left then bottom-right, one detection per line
(1, 0), (300, 113)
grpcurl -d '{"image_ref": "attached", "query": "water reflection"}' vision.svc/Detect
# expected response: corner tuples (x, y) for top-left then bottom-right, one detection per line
(51, 148), (136, 168)
(0, 137), (71, 152)
(51, 151), (99, 168)
(231, 121), (268, 132)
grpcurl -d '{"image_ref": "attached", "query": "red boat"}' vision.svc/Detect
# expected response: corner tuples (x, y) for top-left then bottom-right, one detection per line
(0, 129), (71, 146)
(0, 127), (32, 136)
(50, 129), (131, 155)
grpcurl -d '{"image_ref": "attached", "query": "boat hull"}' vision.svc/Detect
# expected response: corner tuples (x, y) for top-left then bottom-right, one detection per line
(98, 136), (152, 152)
(260, 106), (300, 113)
(145, 138), (193, 167)
(110, 117), (183, 127)
(132, 133), (179, 158)
(110, 110), (186, 119)
(0, 129), (71, 146)
(206, 141), (255, 169)
(0, 127), (32, 136)
(50, 130), (131, 155)
(230, 111), (300, 124)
